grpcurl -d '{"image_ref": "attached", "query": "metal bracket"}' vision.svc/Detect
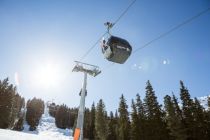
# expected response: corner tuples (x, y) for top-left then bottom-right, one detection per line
(104, 22), (113, 35)
(72, 61), (101, 77)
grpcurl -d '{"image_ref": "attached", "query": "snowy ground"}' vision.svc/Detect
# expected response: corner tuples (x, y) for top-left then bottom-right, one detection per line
(0, 129), (73, 140)
(0, 106), (73, 140)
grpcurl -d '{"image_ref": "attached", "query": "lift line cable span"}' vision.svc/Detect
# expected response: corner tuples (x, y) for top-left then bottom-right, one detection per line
(133, 7), (210, 54)
(102, 7), (210, 72)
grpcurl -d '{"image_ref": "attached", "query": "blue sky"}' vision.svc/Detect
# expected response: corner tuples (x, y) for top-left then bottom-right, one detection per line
(0, 0), (210, 111)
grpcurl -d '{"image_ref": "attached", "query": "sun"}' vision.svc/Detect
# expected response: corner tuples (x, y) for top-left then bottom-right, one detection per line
(32, 63), (60, 88)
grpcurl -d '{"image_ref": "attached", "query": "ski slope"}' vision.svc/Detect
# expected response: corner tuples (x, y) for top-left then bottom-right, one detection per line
(0, 128), (73, 140)
(0, 106), (73, 140)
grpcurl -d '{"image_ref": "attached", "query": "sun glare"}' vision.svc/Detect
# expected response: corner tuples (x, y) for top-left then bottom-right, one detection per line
(32, 63), (61, 88)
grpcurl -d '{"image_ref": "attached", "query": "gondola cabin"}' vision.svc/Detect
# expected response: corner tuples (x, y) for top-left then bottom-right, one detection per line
(101, 36), (132, 64)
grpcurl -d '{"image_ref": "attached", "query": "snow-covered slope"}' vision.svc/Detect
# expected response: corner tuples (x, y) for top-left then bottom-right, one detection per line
(0, 129), (72, 140)
(0, 105), (73, 140)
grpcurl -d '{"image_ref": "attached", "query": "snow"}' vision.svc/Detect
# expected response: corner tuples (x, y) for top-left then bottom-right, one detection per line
(0, 129), (72, 140)
(198, 95), (210, 109)
(0, 105), (74, 140)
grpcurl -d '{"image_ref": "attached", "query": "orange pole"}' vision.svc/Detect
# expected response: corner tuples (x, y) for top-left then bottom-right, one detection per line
(74, 128), (81, 140)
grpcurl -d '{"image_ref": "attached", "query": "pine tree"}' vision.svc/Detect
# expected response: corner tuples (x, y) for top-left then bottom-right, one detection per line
(135, 94), (146, 139)
(172, 94), (188, 140)
(191, 98), (208, 140)
(49, 103), (57, 117)
(89, 103), (96, 140)
(179, 81), (194, 139)
(11, 93), (23, 129)
(26, 98), (44, 131)
(0, 78), (16, 129)
(118, 94), (130, 140)
(164, 95), (187, 140)
(114, 110), (119, 140)
(55, 104), (69, 129)
(172, 94), (183, 122)
(84, 108), (91, 139)
(107, 111), (117, 140)
(95, 99), (108, 140)
(130, 99), (140, 140)
(143, 80), (169, 140)
(69, 107), (78, 129)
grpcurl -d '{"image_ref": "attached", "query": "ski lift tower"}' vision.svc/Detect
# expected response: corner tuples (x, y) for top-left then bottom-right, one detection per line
(72, 61), (101, 140)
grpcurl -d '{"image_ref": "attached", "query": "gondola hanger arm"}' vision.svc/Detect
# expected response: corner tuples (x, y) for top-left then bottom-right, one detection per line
(104, 22), (114, 35)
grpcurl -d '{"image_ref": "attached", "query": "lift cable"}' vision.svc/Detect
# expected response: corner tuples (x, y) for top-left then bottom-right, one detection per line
(80, 32), (107, 61)
(102, 7), (210, 71)
(133, 7), (210, 54)
(112, 0), (137, 27)
(79, 0), (137, 61)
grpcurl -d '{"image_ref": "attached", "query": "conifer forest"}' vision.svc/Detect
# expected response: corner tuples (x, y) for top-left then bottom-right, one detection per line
(0, 78), (210, 140)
